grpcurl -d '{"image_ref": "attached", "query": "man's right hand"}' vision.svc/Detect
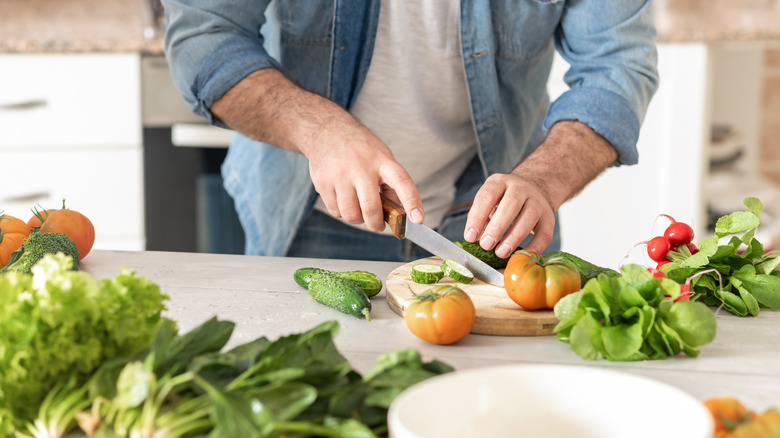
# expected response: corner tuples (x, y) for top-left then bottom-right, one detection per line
(211, 68), (424, 231)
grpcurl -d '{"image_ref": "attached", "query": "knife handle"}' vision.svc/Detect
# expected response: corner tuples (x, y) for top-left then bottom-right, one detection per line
(380, 194), (406, 239)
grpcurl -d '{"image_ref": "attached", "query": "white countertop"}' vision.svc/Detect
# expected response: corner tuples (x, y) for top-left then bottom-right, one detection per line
(81, 250), (780, 412)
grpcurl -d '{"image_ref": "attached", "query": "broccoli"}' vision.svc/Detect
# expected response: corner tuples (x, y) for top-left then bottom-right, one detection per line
(0, 231), (79, 274)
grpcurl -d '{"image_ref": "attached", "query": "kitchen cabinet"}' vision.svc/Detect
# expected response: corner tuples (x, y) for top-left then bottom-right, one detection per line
(0, 53), (145, 250)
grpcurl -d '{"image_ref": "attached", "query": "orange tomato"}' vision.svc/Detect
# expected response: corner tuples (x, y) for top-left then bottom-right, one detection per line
(27, 207), (54, 228)
(39, 208), (95, 260)
(503, 250), (581, 310)
(1, 213), (31, 266)
(704, 397), (757, 438)
(405, 285), (476, 345)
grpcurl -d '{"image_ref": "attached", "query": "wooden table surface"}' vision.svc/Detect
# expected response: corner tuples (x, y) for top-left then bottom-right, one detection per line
(81, 250), (780, 413)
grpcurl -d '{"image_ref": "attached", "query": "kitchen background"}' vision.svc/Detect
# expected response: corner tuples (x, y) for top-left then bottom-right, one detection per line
(1, 0), (779, 269)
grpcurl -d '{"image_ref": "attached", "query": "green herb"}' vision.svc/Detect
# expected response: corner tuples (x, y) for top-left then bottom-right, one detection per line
(0, 253), (168, 437)
(553, 264), (717, 361)
(19, 318), (453, 437)
(661, 197), (780, 316)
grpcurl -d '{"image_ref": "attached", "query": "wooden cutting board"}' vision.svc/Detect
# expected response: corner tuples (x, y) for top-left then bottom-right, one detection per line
(385, 257), (559, 336)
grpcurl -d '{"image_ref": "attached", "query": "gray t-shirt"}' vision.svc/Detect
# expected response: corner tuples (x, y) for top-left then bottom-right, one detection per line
(315, 1), (478, 233)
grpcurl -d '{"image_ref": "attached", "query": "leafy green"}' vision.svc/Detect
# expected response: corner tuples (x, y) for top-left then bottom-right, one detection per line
(662, 197), (780, 316)
(554, 264), (717, 361)
(18, 317), (453, 438)
(0, 253), (169, 436)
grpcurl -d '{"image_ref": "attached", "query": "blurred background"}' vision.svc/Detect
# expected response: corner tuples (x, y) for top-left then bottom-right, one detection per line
(1, 0), (779, 268)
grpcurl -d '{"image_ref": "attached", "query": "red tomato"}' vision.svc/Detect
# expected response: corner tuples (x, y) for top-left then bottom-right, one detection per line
(39, 208), (95, 260)
(503, 251), (581, 310)
(405, 285), (476, 345)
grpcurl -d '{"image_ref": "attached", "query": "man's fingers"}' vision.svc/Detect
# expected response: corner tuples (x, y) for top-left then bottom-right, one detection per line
(319, 188), (341, 219)
(356, 184), (385, 232)
(335, 186), (363, 224)
(382, 166), (423, 224)
(465, 176), (504, 245)
(519, 218), (555, 255)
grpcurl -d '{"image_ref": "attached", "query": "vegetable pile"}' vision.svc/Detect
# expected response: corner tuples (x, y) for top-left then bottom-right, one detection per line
(1, 200), (96, 275)
(553, 264), (717, 361)
(658, 198), (780, 316)
(2, 258), (452, 438)
(0, 253), (168, 436)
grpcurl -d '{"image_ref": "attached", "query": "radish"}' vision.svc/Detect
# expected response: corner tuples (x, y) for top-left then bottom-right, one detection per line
(664, 222), (695, 247)
(646, 236), (671, 263)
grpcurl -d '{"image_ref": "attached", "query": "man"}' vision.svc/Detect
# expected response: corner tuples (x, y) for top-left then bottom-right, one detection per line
(162, 1), (658, 261)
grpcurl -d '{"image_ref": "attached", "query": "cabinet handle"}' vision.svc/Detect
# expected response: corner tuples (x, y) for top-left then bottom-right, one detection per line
(1, 191), (50, 203)
(0, 99), (47, 110)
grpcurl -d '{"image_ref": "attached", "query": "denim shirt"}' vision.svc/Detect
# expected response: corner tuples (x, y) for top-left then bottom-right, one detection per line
(162, 0), (659, 256)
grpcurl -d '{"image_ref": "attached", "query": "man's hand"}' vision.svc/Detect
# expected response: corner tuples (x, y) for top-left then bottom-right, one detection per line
(464, 121), (619, 257)
(211, 68), (424, 231)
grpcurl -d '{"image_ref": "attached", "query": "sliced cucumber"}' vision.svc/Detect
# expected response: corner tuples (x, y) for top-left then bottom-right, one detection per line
(411, 264), (445, 284)
(441, 259), (474, 284)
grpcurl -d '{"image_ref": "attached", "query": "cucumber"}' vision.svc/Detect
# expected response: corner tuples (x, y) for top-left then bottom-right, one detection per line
(454, 240), (510, 269)
(411, 264), (445, 284)
(308, 271), (372, 320)
(546, 251), (619, 288)
(294, 267), (383, 297)
(441, 259), (474, 284)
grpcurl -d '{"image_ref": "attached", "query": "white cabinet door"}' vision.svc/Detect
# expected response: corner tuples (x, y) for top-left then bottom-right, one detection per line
(0, 54), (141, 149)
(0, 148), (145, 251)
(551, 43), (711, 269)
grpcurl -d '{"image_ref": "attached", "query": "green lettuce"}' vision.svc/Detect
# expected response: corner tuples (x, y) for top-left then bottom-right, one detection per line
(554, 264), (717, 361)
(0, 253), (169, 435)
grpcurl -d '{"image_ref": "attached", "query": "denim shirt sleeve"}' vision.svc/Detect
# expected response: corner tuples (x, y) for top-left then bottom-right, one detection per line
(545, 0), (659, 165)
(161, 0), (280, 127)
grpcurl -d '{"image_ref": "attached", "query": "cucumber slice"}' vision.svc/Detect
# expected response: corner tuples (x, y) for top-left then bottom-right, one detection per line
(441, 259), (474, 284)
(411, 264), (445, 284)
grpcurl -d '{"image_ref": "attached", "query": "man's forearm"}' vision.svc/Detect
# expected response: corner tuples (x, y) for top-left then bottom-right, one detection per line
(210, 68), (361, 157)
(512, 120), (618, 211)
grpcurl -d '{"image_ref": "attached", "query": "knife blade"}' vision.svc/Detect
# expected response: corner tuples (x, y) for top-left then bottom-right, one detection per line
(381, 195), (505, 287)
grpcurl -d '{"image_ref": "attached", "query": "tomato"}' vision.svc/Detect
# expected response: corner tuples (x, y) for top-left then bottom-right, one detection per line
(27, 207), (54, 228)
(704, 397), (757, 438)
(503, 251), (581, 310)
(405, 285), (476, 345)
(1, 213), (31, 266)
(39, 208), (95, 260)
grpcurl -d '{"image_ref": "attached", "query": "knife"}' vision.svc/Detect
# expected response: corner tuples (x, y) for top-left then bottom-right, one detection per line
(381, 194), (505, 287)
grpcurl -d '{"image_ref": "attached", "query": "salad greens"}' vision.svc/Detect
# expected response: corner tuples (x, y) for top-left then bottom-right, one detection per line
(553, 264), (717, 361)
(17, 318), (452, 438)
(0, 254), (168, 436)
(661, 197), (780, 316)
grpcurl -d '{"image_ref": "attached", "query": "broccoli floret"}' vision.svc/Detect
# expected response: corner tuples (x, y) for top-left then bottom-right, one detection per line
(0, 231), (79, 274)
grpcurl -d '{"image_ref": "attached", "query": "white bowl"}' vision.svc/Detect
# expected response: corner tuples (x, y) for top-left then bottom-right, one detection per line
(388, 364), (713, 438)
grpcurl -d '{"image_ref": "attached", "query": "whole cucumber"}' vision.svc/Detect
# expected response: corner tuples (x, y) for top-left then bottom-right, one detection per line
(308, 271), (372, 320)
(294, 267), (383, 297)
(454, 240), (510, 269)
